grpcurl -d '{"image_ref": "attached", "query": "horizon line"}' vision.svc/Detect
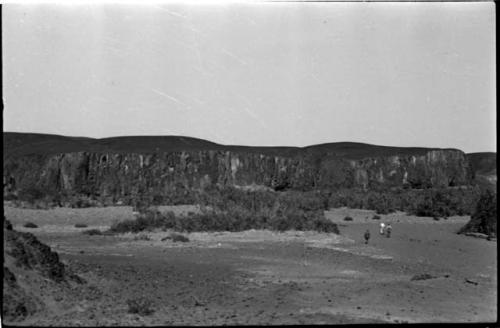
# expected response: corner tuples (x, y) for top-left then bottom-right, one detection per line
(4, 130), (495, 154)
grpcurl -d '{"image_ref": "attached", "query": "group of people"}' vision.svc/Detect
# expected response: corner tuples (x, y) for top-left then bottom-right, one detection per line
(363, 222), (392, 244)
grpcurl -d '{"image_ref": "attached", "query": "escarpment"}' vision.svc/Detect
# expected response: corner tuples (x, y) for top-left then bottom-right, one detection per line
(3, 133), (475, 204)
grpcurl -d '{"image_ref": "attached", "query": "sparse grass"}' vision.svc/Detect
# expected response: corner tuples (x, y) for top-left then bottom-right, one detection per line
(74, 223), (88, 228)
(126, 297), (155, 316)
(82, 229), (103, 236)
(23, 222), (38, 228)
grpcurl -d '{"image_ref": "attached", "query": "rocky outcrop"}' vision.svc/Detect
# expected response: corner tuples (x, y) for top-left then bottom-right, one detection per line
(3, 133), (476, 203)
(3, 218), (84, 322)
(466, 152), (497, 190)
(4, 147), (472, 204)
(5, 227), (67, 282)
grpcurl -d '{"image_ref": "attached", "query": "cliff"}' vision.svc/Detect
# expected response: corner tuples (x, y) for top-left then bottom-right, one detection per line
(466, 152), (497, 190)
(3, 133), (474, 204)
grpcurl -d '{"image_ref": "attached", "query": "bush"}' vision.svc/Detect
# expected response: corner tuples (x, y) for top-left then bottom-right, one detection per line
(109, 211), (178, 233)
(17, 186), (45, 203)
(74, 223), (88, 228)
(70, 197), (93, 208)
(82, 229), (103, 236)
(108, 189), (339, 234)
(458, 190), (497, 236)
(126, 297), (155, 316)
(23, 222), (38, 228)
(325, 187), (480, 217)
(169, 233), (190, 242)
(133, 233), (151, 241)
(311, 217), (339, 234)
(343, 216), (353, 221)
(372, 215), (381, 220)
(116, 187), (338, 234)
(433, 217), (440, 221)
(411, 273), (436, 281)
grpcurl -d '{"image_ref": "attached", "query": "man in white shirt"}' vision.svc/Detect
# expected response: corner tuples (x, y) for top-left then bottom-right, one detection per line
(379, 222), (385, 235)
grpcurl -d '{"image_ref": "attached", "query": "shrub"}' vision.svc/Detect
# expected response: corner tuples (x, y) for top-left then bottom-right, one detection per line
(133, 233), (151, 241)
(433, 217), (440, 221)
(4, 217), (13, 230)
(17, 186), (45, 203)
(23, 222), (38, 228)
(372, 215), (381, 220)
(411, 273), (436, 281)
(375, 206), (394, 215)
(126, 297), (155, 316)
(109, 210), (178, 233)
(74, 223), (88, 228)
(458, 190), (497, 236)
(311, 217), (339, 234)
(82, 229), (103, 236)
(108, 187), (339, 234)
(343, 216), (353, 221)
(108, 197), (338, 234)
(325, 187), (479, 217)
(169, 233), (190, 242)
(70, 197), (93, 208)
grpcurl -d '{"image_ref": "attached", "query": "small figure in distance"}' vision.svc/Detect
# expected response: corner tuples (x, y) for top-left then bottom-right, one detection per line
(385, 224), (392, 238)
(379, 222), (385, 235)
(364, 229), (371, 244)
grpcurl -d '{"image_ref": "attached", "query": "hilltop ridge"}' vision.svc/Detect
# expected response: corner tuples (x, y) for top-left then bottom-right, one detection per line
(4, 132), (463, 160)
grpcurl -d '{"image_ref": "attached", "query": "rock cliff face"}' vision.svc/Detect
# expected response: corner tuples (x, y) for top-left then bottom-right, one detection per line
(466, 152), (497, 189)
(3, 133), (474, 203)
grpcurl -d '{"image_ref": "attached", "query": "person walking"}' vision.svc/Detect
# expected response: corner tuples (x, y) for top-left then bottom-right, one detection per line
(386, 224), (392, 238)
(364, 229), (371, 244)
(379, 222), (385, 235)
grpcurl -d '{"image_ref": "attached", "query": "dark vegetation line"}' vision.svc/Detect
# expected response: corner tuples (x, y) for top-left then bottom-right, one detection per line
(5, 179), (490, 234)
(102, 187), (495, 237)
(107, 185), (488, 234)
(109, 187), (339, 234)
(10, 184), (484, 217)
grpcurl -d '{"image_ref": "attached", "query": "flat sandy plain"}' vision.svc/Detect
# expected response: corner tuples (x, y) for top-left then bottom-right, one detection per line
(4, 204), (497, 325)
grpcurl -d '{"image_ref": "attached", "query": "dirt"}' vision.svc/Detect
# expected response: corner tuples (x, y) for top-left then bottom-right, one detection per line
(3, 205), (497, 325)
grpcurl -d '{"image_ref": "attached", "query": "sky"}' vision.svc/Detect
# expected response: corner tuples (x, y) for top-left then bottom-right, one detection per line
(2, 2), (496, 153)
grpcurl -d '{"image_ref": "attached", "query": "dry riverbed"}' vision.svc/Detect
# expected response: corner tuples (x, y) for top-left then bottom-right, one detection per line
(4, 205), (497, 325)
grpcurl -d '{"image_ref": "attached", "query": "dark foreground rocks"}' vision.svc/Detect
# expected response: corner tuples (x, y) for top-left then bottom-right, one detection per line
(3, 218), (84, 322)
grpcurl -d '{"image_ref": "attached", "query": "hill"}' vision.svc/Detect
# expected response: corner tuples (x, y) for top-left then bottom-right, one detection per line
(4, 132), (460, 160)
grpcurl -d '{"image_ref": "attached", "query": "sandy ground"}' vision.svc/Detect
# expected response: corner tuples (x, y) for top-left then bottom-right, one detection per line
(3, 205), (497, 325)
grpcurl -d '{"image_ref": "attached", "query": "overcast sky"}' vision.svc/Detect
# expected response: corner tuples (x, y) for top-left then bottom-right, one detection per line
(2, 2), (496, 153)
